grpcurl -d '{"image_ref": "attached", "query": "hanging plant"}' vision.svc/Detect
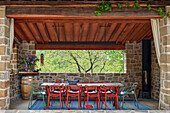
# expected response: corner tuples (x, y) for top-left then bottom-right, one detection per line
(95, 0), (170, 18)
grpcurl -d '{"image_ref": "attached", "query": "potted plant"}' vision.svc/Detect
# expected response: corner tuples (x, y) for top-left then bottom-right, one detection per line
(23, 55), (40, 72)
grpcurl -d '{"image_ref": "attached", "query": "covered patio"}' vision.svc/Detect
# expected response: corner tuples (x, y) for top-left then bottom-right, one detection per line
(0, 0), (170, 112)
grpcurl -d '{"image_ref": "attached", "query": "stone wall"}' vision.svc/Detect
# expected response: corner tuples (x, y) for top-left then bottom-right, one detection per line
(159, 6), (170, 110)
(9, 41), (36, 103)
(9, 44), (21, 104)
(0, 6), (10, 109)
(151, 41), (160, 101)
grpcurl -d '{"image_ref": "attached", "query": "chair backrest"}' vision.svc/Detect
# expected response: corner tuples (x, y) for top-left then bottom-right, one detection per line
(66, 85), (82, 94)
(46, 85), (64, 95)
(85, 85), (100, 95)
(103, 85), (120, 96)
(130, 82), (138, 91)
(29, 84), (39, 92)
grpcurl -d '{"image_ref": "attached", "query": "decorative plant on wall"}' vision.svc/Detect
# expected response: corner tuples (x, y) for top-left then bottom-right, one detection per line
(95, 0), (170, 18)
(23, 55), (40, 72)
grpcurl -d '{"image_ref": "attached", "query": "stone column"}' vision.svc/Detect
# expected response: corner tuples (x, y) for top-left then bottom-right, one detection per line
(0, 6), (10, 109)
(159, 6), (170, 110)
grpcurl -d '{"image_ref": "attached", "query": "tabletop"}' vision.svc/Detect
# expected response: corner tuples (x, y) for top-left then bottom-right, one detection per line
(41, 82), (123, 86)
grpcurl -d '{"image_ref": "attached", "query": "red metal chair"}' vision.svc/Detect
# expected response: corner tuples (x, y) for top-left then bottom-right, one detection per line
(46, 85), (65, 110)
(102, 85), (120, 110)
(84, 85), (101, 110)
(65, 85), (82, 110)
(52, 81), (62, 83)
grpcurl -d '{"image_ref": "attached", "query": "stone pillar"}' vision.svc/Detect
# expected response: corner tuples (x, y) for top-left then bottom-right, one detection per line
(0, 6), (10, 109)
(159, 6), (170, 110)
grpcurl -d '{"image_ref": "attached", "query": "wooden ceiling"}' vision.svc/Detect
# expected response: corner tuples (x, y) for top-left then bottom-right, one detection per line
(14, 18), (152, 50)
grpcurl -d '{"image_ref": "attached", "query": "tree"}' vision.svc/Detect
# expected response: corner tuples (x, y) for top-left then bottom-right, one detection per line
(36, 50), (124, 73)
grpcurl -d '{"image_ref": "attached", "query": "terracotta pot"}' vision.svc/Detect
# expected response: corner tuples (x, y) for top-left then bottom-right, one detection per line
(128, 89), (140, 98)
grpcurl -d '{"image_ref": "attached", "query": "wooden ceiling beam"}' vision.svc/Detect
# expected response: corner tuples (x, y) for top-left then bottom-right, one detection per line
(59, 23), (66, 42)
(14, 19), (151, 23)
(2, 1), (170, 6)
(6, 7), (163, 18)
(137, 29), (152, 43)
(14, 23), (30, 42)
(36, 44), (125, 50)
(14, 33), (22, 43)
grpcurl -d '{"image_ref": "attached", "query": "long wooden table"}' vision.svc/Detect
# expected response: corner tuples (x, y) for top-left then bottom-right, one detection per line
(41, 82), (123, 86)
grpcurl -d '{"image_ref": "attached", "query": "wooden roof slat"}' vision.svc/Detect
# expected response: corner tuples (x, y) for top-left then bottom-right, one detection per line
(121, 24), (140, 44)
(81, 23), (90, 41)
(26, 23), (45, 44)
(96, 23), (106, 41)
(116, 23), (136, 43)
(36, 23), (50, 43)
(73, 23), (81, 41)
(18, 22), (38, 43)
(14, 33), (22, 43)
(136, 26), (152, 43)
(110, 23), (127, 41)
(64, 23), (73, 41)
(14, 23), (30, 42)
(58, 23), (66, 42)
(43, 23), (51, 42)
(106, 23), (116, 41)
(46, 23), (58, 42)
(126, 23), (145, 43)
(130, 23), (150, 43)
(88, 23), (98, 41)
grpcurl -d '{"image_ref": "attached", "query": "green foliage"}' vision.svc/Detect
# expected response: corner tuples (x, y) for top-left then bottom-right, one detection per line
(133, 1), (141, 9)
(95, 0), (112, 16)
(95, 11), (102, 16)
(125, 3), (130, 8)
(36, 50), (124, 73)
(147, 4), (151, 10)
(95, 0), (170, 18)
(117, 3), (122, 8)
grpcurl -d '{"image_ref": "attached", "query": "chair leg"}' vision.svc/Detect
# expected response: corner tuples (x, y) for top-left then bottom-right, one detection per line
(116, 97), (119, 110)
(96, 97), (98, 109)
(47, 96), (50, 109)
(99, 95), (100, 110)
(28, 94), (33, 109)
(87, 96), (89, 110)
(83, 95), (85, 109)
(134, 94), (139, 108)
(105, 96), (107, 110)
(60, 95), (61, 110)
(66, 95), (69, 110)
(42, 95), (46, 109)
(122, 95), (125, 109)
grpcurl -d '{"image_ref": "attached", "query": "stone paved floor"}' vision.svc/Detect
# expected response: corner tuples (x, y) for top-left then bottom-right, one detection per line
(9, 98), (159, 110)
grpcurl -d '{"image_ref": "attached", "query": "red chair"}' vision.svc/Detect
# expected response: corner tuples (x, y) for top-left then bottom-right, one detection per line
(84, 85), (101, 110)
(46, 85), (65, 110)
(103, 85), (120, 110)
(65, 85), (82, 110)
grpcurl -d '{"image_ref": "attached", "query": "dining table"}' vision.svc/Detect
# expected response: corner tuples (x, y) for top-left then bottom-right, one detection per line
(41, 82), (124, 87)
